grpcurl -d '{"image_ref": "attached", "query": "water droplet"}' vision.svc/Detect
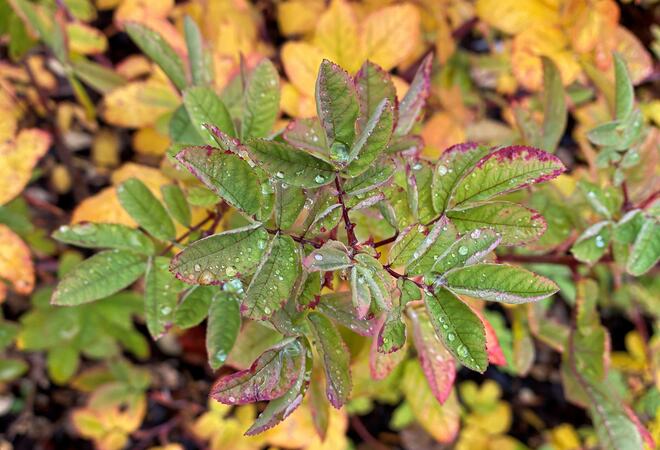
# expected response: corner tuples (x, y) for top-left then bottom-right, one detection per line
(225, 266), (237, 277)
(595, 235), (605, 248)
(457, 344), (468, 357)
(161, 306), (172, 315)
(458, 246), (469, 256)
(264, 307), (271, 315)
(437, 165), (448, 176)
(470, 229), (481, 239)
(447, 332), (456, 341)
(194, 264), (201, 272)
(314, 254), (323, 261)
(215, 350), (227, 363)
(314, 174), (326, 184)
(275, 171), (285, 179)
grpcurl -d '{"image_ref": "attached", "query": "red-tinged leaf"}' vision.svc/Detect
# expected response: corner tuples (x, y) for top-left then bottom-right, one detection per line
(409, 307), (456, 404)
(244, 339), (312, 435)
(624, 404), (655, 449)
(471, 306), (507, 366)
(175, 145), (261, 215)
(370, 318), (407, 380)
(395, 54), (432, 136)
(376, 312), (406, 354)
(307, 312), (352, 408)
(282, 118), (330, 160)
(432, 142), (491, 214)
(210, 338), (304, 405)
(450, 145), (566, 207)
(309, 367), (330, 440)
(316, 292), (376, 336)
(355, 60), (398, 132)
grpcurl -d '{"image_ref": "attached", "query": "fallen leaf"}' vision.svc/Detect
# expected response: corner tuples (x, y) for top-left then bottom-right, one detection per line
(0, 128), (51, 205)
(0, 224), (35, 301)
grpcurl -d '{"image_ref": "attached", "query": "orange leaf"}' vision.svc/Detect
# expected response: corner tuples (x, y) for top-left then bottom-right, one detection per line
(0, 225), (35, 301)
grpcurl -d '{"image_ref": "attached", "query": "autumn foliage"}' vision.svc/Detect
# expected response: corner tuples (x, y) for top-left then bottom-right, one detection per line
(0, 1), (658, 450)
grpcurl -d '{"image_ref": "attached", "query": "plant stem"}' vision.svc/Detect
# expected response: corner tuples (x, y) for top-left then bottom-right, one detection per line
(383, 265), (427, 291)
(266, 228), (322, 248)
(335, 176), (359, 248)
(371, 232), (399, 248)
(160, 211), (216, 255)
(350, 416), (390, 450)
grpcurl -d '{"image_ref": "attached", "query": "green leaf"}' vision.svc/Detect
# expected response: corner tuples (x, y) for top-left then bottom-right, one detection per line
(307, 311), (352, 408)
(273, 182), (305, 229)
(316, 59), (360, 148)
(175, 146), (261, 215)
(174, 286), (213, 329)
(432, 143), (490, 214)
(52, 250), (146, 306)
(245, 139), (336, 188)
(183, 86), (236, 143)
(377, 311), (406, 354)
(343, 160), (395, 196)
(431, 228), (501, 275)
(211, 338), (305, 404)
(244, 340), (312, 435)
(540, 56), (567, 153)
(206, 292), (241, 369)
(169, 105), (206, 145)
(354, 253), (392, 312)
(424, 288), (487, 372)
(395, 54), (432, 136)
(53, 222), (154, 255)
(388, 224), (426, 267)
(183, 15), (207, 86)
(627, 217), (660, 276)
(451, 146), (565, 207)
(351, 265), (372, 319)
(161, 184), (191, 227)
(316, 292), (374, 336)
(125, 22), (187, 90)
(446, 202), (547, 246)
(170, 224), (268, 284)
(588, 384), (644, 450)
(242, 234), (300, 320)
(47, 346), (79, 384)
(344, 99), (394, 177)
(578, 180), (622, 219)
(241, 59), (280, 139)
(442, 263), (559, 303)
(304, 240), (352, 272)
(613, 53), (634, 120)
(355, 60), (397, 131)
(117, 178), (176, 242)
(406, 218), (458, 276)
(571, 221), (612, 264)
(144, 256), (183, 339)
(283, 118), (330, 158)
(0, 358), (28, 382)
(408, 307), (456, 403)
(71, 57), (126, 94)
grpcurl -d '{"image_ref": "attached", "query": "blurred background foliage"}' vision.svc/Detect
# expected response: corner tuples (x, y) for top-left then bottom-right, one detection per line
(0, 0), (658, 449)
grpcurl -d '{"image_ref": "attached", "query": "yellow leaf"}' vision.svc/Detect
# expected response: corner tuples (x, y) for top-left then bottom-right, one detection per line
(132, 127), (170, 156)
(564, 0), (619, 54)
(613, 26), (653, 85)
(71, 187), (134, 226)
(281, 81), (316, 118)
(476, 0), (559, 35)
(511, 27), (581, 91)
(203, 1), (262, 61)
(116, 55), (153, 80)
(27, 55), (57, 91)
(92, 128), (121, 169)
(313, 0), (360, 73)
(67, 22), (108, 54)
(281, 42), (325, 99)
(421, 112), (466, 158)
(115, 0), (173, 22)
(278, 0), (326, 37)
(0, 225), (35, 301)
(360, 3), (421, 71)
(550, 423), (582, 450)
(102, 78), (179, 128)
(111, 162), (171, 191)
(263, 402), (348, 449)
(72, 163), (171, 226)
(51, 164), (72, 194)
(0, 128), (51, 205)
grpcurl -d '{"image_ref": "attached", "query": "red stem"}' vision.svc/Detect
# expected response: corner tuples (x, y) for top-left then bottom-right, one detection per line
(335, 177), (359, 248)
